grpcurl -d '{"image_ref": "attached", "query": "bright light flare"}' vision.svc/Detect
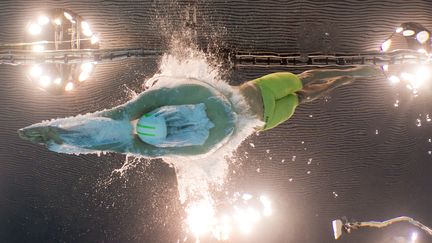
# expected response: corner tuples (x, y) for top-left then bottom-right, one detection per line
(65, 82), (74, 91)
(411, 232), (418, 242)
(418, 48), (427, 54)
(81, 21), (90, 30)
(81, 21), (93, 36)
(80, 63), (93, 73)
(234, 206), (261, 234)
(396, 27), (403, 33)
(388, 75), (400, 84)
(28, 23), (42, 35)
(403, 29), (416, 37)
(54, 78), (62, 85)
(39, 75), (51, 87)
(30, 65), (43, 77)
(408, 66), (431, 89)
(79, 72), (91, 82)
(401, 72), (415, 82)
(54, 18), (61, 25)
(416, 31), (430, 44)
(37, 15), (49, 25)
(242, 193), (253, 201)
(79, 63), (93, 81)
(416, 66), (430, 80)
(212, 215), (232, 241)
(186, 199), (215, 237)
(32, 45), (44, 52)
(185, 193), (274, 241)
(91, 35), (99, 44)
(381, 39), (392, 52)
(83, 28), (93, 37)
(63, 12), (73, 21)
(259, 195), (272, 217)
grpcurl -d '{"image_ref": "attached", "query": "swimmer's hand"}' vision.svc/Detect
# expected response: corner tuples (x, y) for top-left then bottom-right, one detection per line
(18, 126), (65, 145)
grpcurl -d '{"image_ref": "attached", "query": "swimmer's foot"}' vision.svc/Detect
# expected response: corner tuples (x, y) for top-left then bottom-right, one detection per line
(351, 65), (382, 78)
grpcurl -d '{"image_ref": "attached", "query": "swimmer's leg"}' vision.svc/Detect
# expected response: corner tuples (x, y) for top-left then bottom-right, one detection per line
(297, 76), (354, 103)
(297, 65), (381, 86)
(295, 65), (382, 103)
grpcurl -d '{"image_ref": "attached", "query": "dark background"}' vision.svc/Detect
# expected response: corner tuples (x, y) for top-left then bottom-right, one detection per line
(0, 0), (431, 242)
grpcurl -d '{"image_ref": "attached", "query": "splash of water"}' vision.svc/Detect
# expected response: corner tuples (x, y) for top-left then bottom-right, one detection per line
(121, 47), (264, 241)
(25, 35), (265, 240)
(138, 48), (263, 203)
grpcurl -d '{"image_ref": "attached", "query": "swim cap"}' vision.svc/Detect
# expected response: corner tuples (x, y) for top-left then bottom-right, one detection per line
(136, 114), (167, 145)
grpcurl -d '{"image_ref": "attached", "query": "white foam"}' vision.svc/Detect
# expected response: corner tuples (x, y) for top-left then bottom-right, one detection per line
(146, 49), (264, 202)
(38, 46), (263, 204)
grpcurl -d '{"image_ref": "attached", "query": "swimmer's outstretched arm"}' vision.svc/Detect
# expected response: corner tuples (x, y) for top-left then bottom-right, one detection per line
(98, 84), (222, 120)
(95, 87), (172, 121)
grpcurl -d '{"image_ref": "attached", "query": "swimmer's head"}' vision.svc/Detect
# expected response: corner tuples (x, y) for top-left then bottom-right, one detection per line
(136, 114), (167, 145)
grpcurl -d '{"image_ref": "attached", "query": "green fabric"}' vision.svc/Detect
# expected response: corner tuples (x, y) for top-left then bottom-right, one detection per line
(252, 72), (303, 130)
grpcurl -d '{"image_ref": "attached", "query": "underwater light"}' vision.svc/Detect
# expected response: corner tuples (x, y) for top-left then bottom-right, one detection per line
(63, 12), (73, 21)
(383, 23), (431, 53)
(259, 195), (272, 217)
(403, 29), (415, 37)
(53, 18), (61, 25)
(37, 15), (49, 25)
(186, 199), (216, 237)
(28, 23), (41, 35)
(388, 75), (400, 84)
(81, 63), (93, 73)
(416, 66), (430, 79)
(39, 75), (51, 87)
(53, 77), (62, 85)
(30, 65), (42, 77)
(65, 82), (74, 91)
(411, 232), (418, 242)
(23, 9), (100, 94)
(78, 72), (91, 82)
(32, 44), (44, 52)
(379, 22), (432, 94)
(91, 35), (99, 44)
(185, 193), (274, 241)
(416, 30), (430, 44)
(380, 39), (392, 52)
(401, 72), (414, 81)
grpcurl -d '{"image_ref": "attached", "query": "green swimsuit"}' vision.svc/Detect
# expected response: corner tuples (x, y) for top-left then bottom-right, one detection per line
(252, 72), (303, 130)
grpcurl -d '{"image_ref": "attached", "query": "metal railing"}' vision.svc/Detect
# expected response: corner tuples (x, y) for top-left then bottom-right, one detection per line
(0, 48), (429, 67)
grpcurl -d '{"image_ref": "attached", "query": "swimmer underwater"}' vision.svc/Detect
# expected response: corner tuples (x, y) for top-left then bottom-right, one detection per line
(18, 65), (381, 157)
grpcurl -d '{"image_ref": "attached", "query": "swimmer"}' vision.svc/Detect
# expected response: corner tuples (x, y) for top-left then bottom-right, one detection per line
(18, 65), (381, 157)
